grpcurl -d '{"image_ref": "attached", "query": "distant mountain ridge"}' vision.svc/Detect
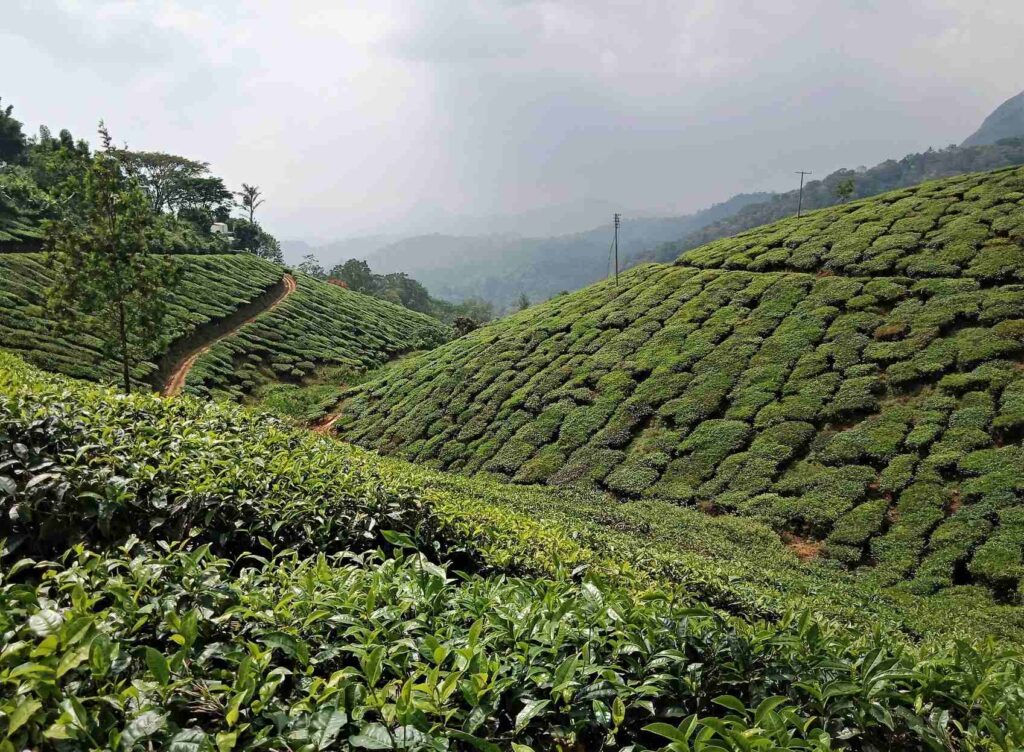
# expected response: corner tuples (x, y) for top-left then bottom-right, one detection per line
(635, 137), (1024, 266)
(963, 89), (1024, 147)
(361, 192), (770, 307)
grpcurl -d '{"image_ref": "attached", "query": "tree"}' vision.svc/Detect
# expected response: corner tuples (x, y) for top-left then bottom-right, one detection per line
(329, 258), (375, 293)
(517, 292), (530, 311)
(0, 97), (26, 164)
(26, 125), (91, 193)
(834, 178), (855, 202)
(232, 218), (282, 262)
(237, 183), (264, 224)
(116, 151), (230, 216)
(297, 253), (325, 278)
(46, 123), (180, 393)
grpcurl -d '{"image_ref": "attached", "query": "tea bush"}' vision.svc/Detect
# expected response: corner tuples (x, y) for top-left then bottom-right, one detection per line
(0, 252), (281, 386)
(184, 273), (450, 405)
(335, 167), (1024, 604)
(3, 353), (1024, 750)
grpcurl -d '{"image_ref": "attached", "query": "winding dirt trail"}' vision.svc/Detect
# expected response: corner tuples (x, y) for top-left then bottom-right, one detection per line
(162, 273), (297, 397)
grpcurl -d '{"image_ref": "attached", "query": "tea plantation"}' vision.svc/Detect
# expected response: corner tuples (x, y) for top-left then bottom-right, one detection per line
(0, 252), (282, 386)
(0, 253), (450, 413)
(334, 166), (1024, 604)
(183, 272), (450, 404)
(3, 352), (1024, 750)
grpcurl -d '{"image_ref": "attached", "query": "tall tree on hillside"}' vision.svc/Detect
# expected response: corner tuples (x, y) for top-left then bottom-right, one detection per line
(0, 97), (27, 164)
(237, 183), (264, 223)
(330, 258), (375, 293)
(297, 253), (326, 278)
(517, 293), (530, 311)
(46, 123), (180, 393)
(834, 178), (855, 202)
(116, 151), (231, 215)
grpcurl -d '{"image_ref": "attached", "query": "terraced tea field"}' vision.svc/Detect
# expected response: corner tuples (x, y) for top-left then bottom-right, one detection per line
(0, 253), (450, 408)
(334, 166), (1024, 602)
(182, 271), (450, 403)
(0, 252), (282, 386)
(4, 351), (1023, 749)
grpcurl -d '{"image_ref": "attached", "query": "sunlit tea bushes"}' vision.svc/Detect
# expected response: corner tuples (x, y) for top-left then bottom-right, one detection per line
(3, 352), (1024, 750)
(184, 273), (449, 401)
(334, 167), (1024, 603)
(0, 252), (281, 386)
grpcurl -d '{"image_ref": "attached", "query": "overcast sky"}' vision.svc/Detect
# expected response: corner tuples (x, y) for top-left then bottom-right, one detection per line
(3, 1), (1022, 240)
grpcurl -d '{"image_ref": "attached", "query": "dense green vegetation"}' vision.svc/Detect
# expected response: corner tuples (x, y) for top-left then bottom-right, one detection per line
(334, 167), (1024, 607)
(639, 140), (1024, 265)
(0, 97), (281, 259)
(0, 252), (281, 386)
(298, 256), (496, 326)
(3, 352), (1024, 750)
(0, 251), (449, 411)
(184, 272), (450, 407)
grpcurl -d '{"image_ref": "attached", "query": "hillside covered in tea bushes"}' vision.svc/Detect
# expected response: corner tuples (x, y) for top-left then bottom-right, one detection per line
(0, 252), (282, 386)
(2, 352), (1024, 750)
(183, 271), (449, 407)
(333, 166), (1024, 604)
(0, 252), (449, 407)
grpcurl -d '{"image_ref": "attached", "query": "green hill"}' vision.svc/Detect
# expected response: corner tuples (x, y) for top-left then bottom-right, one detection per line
(333, 166), (1024, 603)
(0, 252), (450, 407)
(0, 252), (282, 385)
(184, 271), (450, 409)
(2, 351), (1022, 749)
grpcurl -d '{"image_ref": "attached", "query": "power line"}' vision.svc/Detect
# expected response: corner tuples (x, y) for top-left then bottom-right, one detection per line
(795, 171), (812, 217)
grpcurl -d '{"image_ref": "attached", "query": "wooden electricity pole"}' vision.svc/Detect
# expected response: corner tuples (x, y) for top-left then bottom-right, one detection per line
(795, 171), (812, 217)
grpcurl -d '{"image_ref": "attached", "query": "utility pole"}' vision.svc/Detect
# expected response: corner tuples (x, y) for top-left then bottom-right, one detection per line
(613, 213), (621, 286)
(795, 171), (812, 217)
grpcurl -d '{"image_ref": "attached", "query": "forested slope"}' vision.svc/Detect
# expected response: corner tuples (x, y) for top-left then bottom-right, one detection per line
(334, 166), (1024, 603)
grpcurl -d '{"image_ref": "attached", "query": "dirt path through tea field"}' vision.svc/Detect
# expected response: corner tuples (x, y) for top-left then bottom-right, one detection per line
(162, 273), (297, 397)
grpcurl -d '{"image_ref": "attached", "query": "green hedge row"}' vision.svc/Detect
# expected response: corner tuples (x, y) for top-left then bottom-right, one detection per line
(0, 252), (281, 386)
(2, 351), (1024, 750)
(334, 167), (1024, 604)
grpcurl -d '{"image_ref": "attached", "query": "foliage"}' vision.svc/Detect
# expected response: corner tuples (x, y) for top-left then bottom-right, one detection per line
(645, 140), (1024, 264)
(0, 96), (26, 164)
(0, 166), (50, 244)
(2, 353), (1024, 750)
(452, 315), (479, 337)
(0, 98), (278, 255)
(298, 253), (327, 278)
(335, 166), (1024, 606)
(116, 149), (232, 216)
(184, 272), (450, 407)
(328, 258), (435, 314)
(44, 125), (182, 392)
(834, 178), (855, 202)
(232, 218), (283, 262)
(237, 182), (264, 223)
(0, 252), (281, 386)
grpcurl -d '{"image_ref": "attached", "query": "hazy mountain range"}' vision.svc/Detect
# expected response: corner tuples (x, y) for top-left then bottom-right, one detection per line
(284, 88), (1024, 308)
(962, 89), (1024, 147)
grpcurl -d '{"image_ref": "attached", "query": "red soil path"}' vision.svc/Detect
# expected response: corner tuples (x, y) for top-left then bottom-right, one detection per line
(162, 273), (296, 397)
